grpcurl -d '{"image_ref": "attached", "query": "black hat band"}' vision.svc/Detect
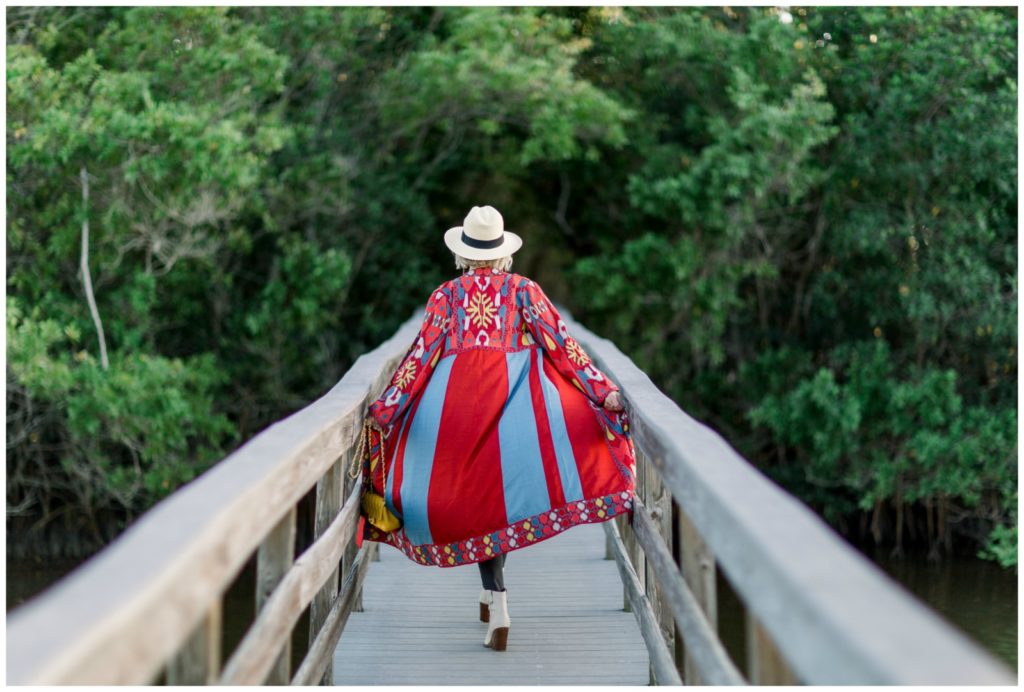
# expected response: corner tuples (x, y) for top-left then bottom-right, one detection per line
(461, 231), (504, 249)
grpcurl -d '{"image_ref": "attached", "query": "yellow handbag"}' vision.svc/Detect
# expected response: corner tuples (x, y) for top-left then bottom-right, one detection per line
(350, 419), (402, 532)
(362, 491), (401, 532)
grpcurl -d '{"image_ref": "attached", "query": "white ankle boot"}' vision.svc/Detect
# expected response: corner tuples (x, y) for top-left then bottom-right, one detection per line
(479, 588), (493, 622)
(483, 589), (510, 651)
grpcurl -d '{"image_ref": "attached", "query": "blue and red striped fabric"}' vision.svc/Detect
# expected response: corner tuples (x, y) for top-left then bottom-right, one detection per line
(362, 268), (635, 567)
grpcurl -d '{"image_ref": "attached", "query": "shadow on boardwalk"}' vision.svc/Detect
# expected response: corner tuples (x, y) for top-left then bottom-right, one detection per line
(333, 522), (650, 685)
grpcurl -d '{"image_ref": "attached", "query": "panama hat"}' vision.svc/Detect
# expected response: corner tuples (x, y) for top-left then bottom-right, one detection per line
(444, 205), (523, 260)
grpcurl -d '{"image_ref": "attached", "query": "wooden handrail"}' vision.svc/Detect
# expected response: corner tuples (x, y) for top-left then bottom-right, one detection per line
(562, 308), (1015, 685)
(6, 312), (422, 685)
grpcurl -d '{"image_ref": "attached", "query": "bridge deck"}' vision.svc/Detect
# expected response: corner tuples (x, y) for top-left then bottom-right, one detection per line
(332, 521), (650, 685)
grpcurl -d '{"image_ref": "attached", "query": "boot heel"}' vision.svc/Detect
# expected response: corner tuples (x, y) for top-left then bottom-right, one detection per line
(479, 602), (489, 622)
(483, 589), (510, 650)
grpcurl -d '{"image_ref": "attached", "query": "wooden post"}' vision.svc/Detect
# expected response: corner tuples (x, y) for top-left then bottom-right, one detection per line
(746, 611), (798, 685)
(644, 458), (676, 682)
(309, 458), (342, 685)
(166, 600), (222, 685)
(619, 511), (632, 613)
(634, 449), (652, 684)
(632, 449), (648, 591)
(341, 450), (365, 614)
(678, 506), (717, 685)
(623, 446), (649, 613)
(257, 506), (296, 684)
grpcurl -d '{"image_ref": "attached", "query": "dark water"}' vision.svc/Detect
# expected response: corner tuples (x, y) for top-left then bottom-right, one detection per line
(866, 545), (1018, 670)
(711, 547), (1017, 679)
(7, 545), (1017, 677)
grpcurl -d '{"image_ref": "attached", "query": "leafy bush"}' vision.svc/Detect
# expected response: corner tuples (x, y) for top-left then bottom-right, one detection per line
(7, 7), (1015, 565)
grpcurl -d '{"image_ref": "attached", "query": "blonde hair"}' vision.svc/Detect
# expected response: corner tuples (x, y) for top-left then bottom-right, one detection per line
(453, 253), (514, 272)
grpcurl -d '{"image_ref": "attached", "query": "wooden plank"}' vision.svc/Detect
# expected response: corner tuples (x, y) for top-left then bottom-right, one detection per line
(604, 516), (683, 686)
(644, 453), (676, 681)
(617, 515), (632, 614)
(333, 522), (650, 685)
(341, 449), (363, 614)
(561, 313), (1015, 686)
(637, 448), (655, 685)
(165, 600), (222, 685)
(255, 506), (296, 684)
(308, 457), (343, 685)
(634, 449), (648, 596)
(631, 498), (744, 685)
(747, 611), (799, 685)
(6, 312), (423, 685)
(678, 504), (719, 684)
(220, 483), (361, 684)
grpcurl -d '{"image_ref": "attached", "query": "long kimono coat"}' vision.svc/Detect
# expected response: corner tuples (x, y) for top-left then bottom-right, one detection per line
(361, 267), (636, 567)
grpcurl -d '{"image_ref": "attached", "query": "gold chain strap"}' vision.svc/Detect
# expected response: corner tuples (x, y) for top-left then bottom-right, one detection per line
(348, 420), (369, 480)
(349, 419), (401, 533)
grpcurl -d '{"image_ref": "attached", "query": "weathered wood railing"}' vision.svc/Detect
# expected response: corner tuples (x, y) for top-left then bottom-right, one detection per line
(6, 313), (422, 685)
(8, 303), (1016, 686)
(560, 310), (1016, 686)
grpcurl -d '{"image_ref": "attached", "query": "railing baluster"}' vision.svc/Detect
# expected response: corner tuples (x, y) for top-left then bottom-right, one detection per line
(166, 600), (222, 685)
(635, 448), (654, 684)
(631, 498), (745, 685)
(293, 541), (374, 685)
(605, 516), (684, 686)
(747, 612), (798, 685)
(649, 460), (676, 678)
(257, 506), (297, 684)
(309, 457), (343, 685)
(340, 443), (365, 614)
(679, 505), (718, 684)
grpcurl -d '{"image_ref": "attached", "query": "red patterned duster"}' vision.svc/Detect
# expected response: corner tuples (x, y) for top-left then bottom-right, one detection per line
(361, 267), (635, 567)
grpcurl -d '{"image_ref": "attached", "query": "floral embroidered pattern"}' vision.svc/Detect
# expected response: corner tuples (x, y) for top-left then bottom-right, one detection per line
(466, 290), (497, 330)
(517, 278), (620, 406)
(394, 360), (417, 388)
(369, 270), (621, 424)
(566, 337), (591, 366)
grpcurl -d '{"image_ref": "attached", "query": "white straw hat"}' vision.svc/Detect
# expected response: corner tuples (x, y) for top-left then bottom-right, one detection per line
(444, 205), (523, 260)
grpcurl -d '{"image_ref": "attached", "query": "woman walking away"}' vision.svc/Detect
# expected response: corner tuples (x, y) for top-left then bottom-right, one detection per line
(362, 205), (636, 652)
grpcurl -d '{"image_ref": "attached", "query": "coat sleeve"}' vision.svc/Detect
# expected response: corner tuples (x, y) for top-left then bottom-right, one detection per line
(368, 286), (451, 428)
(517, 279), (620, 407)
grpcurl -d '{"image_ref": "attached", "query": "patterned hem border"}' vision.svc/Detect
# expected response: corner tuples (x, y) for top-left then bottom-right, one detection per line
(363, 487), (635, 568)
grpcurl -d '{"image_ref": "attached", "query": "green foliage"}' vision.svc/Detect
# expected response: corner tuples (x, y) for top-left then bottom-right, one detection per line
(8, 297), (233, 524)
(566, 6), (1016, 564)
(979, 514), (1018, 570)
(374, 7), (631, 167)
(7, 6), (1016, 566)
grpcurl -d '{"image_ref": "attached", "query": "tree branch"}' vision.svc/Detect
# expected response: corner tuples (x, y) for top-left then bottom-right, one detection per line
(80, 166), (110, 370)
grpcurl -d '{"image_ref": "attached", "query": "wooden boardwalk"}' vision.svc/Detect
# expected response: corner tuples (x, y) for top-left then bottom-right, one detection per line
(333, 521), (651, 685)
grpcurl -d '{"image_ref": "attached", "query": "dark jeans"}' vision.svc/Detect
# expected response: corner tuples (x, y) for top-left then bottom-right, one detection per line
(478, 552), (508, 591)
